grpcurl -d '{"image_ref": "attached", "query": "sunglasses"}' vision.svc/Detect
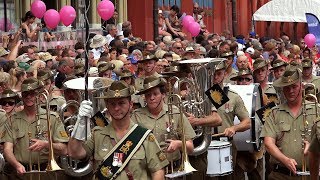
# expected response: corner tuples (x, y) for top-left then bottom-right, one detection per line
(174, 47), (182, 49)
(0, 101), (15, 106)
(238, 77), (252, 82)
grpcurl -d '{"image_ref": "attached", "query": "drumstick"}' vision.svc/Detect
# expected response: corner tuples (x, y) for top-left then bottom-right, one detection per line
(212, 132), (225, 137)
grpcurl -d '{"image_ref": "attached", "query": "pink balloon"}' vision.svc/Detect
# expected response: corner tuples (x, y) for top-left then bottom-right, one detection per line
(188, 22), (201, 37)
(0, 18), (14, 31)
(182, 15), (195, 29)
(304, 33), (316, 48)
(97, 0), (115, 21)
(60, 6), (76, 26)
(44, 9), (60, 29)
(31, 0), (46, 18)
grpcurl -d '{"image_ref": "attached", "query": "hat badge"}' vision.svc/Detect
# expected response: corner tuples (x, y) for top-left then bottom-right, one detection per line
(114, 90), (121, 97)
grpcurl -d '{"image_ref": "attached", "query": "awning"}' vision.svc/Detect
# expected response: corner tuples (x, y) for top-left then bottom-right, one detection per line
(253, 0), (320, 22)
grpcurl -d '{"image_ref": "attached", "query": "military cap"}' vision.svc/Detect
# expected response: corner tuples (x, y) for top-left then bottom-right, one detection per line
(273, 67), (301, 87)
(136, 76), (167, 95)
(98, 62), (115, 74)
(96, 80), (134, 99)
(220, 51), (234, 58)
(138, 53), (158, 63)
(253, 58), (269, 71)
(270, 59), (288, 70)
(212, 60), (226, 71)
(0, 89), (19, 100)
(37, 69), (54, 81)
(21, 78), (43, 92)
(74, 64), (85, 76)
(301, 58), (313, 68)
(119, 70), (134, 79)
(230, 68), (252, 81)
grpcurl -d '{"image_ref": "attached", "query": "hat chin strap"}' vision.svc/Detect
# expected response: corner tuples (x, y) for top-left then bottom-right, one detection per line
(110, 105), (130, 121)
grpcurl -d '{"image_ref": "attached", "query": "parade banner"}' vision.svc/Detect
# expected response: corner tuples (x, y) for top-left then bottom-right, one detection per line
(305, 13), (320, 46)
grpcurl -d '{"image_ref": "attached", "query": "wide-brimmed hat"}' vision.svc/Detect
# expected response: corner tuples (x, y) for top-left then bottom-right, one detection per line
(155, 50), (167, 59)
(90, 34), (107, 49)
(98, 62), (115, 74)
(40, 52), (53, 62)
(270, 59), (288, 70)
(220, 51), (234, 58)
(74, 63), (85, 76)
(136, 76), (167, 95)
(183, 47), (195, 55)
(119, 70), (134, 79)
(21, 78), (43, 92)
(230, 68), (252, 81)
(301, 58), (313, 68)
(138, 54), (158, 63)
(0, 89), (20, 100)
(96, 80), (134, 99)
(0, 47), (9, 57)
(210, 60), (226, 71)
(37, 69), (54, 81)
(273, 67), (301, 87)
(253, 58), (269, 71)
(16, 54), (31, 64)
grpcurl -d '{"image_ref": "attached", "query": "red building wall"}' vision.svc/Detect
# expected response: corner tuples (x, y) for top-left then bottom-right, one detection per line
(127, 0), (307, 41)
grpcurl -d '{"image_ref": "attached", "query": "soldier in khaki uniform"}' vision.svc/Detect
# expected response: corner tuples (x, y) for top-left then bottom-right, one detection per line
(230, 68), (264, 180)
(261, 67), (315, 180)
(301, 58), (320, 98)
(2, 78), (69, 180)
(221, 51), (238, 85)
(68, 81), (169, 180)
(253, 58), (279, 104)
(209, 61), (251, 180)
(37, 69), (66, 112)
(135, 53), (162, 92)
(270, 59), (288, 81)
(131, 76), (196, 171)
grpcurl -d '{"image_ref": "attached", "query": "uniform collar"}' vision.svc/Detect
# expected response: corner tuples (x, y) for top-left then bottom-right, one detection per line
(100, 120), (136, 140)
(139, 103), (168, 119)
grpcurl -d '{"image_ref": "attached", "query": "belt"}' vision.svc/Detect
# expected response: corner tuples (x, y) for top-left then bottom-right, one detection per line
(23, 163), (48, 171)
(273, 164), (300, 176)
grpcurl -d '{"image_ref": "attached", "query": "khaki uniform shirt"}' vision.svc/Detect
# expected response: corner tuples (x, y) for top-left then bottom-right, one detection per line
(217, 89), (250, 133)
(0, 111), (7, 143)
(261, 102), (315, 168)
(2, 108), (69, 164)
(131, 104), (196, 161)
(223, 68), (238, 85)
(83, 121), (169, 180)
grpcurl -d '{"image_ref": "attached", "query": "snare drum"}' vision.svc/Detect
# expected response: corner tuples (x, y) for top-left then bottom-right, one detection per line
(207, 141), (233, 176)
(228, 84), (263, 152)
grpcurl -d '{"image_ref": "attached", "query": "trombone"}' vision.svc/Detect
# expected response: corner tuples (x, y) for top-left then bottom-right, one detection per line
(165, 76), (197, 178)
(301, 83), (319, 178)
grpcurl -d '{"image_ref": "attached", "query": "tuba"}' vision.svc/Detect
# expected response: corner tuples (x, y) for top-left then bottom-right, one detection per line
(177, 58), (224, 156)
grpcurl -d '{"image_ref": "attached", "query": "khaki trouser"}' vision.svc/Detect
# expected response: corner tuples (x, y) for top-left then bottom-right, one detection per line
(186, 151), (208, 180)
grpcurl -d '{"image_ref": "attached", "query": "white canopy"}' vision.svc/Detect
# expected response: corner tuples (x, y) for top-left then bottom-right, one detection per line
(253, 0), (320, 22)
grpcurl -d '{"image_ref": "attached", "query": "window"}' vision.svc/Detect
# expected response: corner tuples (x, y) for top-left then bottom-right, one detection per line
(158, 0), (181, 8)
(0, 0), (16, 32)
(193, 0), (213, 9)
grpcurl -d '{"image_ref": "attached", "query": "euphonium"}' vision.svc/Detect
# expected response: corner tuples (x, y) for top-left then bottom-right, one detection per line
(59, 100), (93, 177)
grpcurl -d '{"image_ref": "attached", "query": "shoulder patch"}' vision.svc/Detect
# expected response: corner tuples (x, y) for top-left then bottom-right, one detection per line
(148, 134), (155, 142)
(157, 151), (167, 162)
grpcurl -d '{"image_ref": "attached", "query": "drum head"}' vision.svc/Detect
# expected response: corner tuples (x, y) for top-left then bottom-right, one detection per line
(228, 84), (263, 152)
(178, 58), (213, 64)
(63, 77), (102, 90)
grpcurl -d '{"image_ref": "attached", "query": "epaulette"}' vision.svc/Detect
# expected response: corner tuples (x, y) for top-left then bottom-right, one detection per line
(49, 111), (60, 118)
(170, 105), (181, 114)
(92, 126), (106, 133)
